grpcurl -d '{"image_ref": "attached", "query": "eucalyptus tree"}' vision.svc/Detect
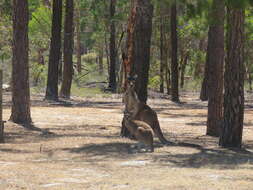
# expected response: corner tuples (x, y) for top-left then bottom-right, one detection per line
(60, 0), (74, 99)
(170, 0), (180, 102)
(206, 0), (225, 137)
(45, 0), (62, 100)
(10, 0), (32, 124)
(129, 0), (153, 103)
(108, 0), (117, 91)
(75, 0), (82, 74)
(219, 1), (246, 148)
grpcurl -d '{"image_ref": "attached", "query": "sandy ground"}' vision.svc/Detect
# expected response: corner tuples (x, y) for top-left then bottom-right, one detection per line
(0, 92), (253, 190)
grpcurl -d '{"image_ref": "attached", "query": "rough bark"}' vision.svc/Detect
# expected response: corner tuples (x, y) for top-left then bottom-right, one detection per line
(206, 0), (225, 137)
(10, 0), (32, 124)
(219, 6), (245, 148)
(108, 0), (117, 91)
(60, 0), (74, 99)
(130, 0), (153, 103)
(45, 0), (62, 100)
(170, 2), (179, 102)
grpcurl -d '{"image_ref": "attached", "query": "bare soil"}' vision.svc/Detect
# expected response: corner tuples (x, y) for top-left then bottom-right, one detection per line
(1, 92), (253, 190)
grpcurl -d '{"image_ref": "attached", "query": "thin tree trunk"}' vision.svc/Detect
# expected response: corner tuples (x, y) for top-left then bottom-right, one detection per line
(58, 51), (63, 83)
(75, 0), (82, 74)
(165, 62), (171, 95)
(0, 70), (4, 143)
(206, 0), (225, 137)
(180, 52), (188, 89)
(200, 38), (210, 101)
(170, 2), (179, 102)
(159, 10), (165, 93)
(194, 38), (206, 79)
(165, 29), (171, 95)
(108, 0), (117, 91)
(249, 71), (252, 92)
(219, 6), (245, 148)
(60, 0), (74, 99)
(45, 0), (62, 100)
(10, 0), (32, 124)
(98, 47), (104, 75)
(104, 32), (110, 79)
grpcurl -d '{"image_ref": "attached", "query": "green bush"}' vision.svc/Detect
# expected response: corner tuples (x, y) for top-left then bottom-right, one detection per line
(148, 75), (160, 90)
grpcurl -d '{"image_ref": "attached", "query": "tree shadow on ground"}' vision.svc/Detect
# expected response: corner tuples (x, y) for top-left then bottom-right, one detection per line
(4, 123), (122, 144)
(3, 92), (123, 110)
(63, 142), (133, 160)
(0, 148), (33, 154)
(62, 141), (164, 160)
(153, 145), (253, 170)
(160, 112), (206, 118)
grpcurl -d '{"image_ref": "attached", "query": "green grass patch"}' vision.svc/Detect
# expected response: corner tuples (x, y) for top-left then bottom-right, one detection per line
(71, 83), (106, 97)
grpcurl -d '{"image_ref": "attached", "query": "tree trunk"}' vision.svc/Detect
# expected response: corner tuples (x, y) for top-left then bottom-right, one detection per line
(194, 38), (206, 79)
(58, 51), (63, 83)
(60, 0), (74, 99)
(200, 69), (209, 101)
(219, 6), (245, 148)
(170, 2), (179, 102)
(104, 32), (110, 80)
(245, 61), (252, 92)
(165, 30), (171, 95)
(98, 47), (104, 75)
(249, 71), (252, 92)
(108, 0), (117, 91)
(180, 52), (189, 89)
(45, 0), (62, 100)
(0, 70), (4, 143)
(130, 0), (153, 103)
(200, 38), (210, 101)
(10, 0), (32, 124)
(121, 0), (153, 138)
(75, 0), (82, 74)
(206, 0), (225, 137)
(159, 10), (165, 93)
(165, 62), (171, 95)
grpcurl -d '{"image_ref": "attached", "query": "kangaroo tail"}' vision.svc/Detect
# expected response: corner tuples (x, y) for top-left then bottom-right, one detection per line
(153, 122), (173, 145)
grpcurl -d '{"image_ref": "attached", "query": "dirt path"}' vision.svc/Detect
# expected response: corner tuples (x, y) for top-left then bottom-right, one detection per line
(1, 93), (253, 190)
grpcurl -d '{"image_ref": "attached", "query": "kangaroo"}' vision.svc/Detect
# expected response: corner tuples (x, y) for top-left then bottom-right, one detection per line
(124, 111), (154, 152)
(123, 79), (171, 145)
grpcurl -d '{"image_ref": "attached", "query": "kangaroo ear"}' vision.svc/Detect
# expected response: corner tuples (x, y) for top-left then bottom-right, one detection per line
(127, 74), (137, 82)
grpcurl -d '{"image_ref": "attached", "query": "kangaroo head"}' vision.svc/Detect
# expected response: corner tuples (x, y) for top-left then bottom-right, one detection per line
(122, 75), (139, 110)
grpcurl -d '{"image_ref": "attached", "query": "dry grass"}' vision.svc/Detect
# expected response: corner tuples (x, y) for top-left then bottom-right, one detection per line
(0, 92), (253, 190)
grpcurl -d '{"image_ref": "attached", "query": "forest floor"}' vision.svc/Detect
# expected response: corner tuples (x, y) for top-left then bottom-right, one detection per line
(1, 91), (253, 190)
